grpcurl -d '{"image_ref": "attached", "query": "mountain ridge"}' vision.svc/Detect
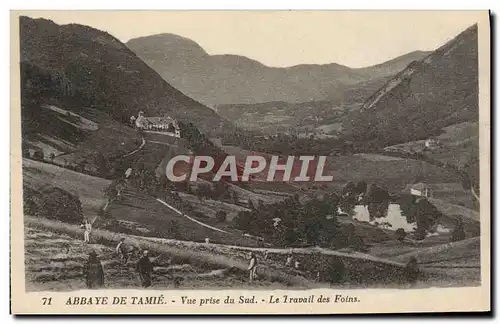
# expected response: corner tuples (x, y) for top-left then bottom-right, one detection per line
(127, 33), (430, 106)
(348, 24), (478, 147)
(20, 16), (233, 136)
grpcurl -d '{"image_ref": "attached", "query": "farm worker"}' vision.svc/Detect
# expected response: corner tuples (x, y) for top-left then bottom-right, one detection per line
(294, 260), (301, 270)
(405, 256), (419, 286)
(263, 250), (269, 260)
(116, 238), (128, 264)
(136, 250), (153, 288)
(84, 251), (105, 289)
(82, 218), (92, 243)
(247, 252), (258, 282)
(285, 254), (293, 267)
(205, 237), (210, 244)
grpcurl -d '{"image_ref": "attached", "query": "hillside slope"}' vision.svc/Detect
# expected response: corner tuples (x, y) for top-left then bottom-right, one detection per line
(348, 24), (478, 147)
(127, 33), (429, 106)
(20, 16), (232, 137)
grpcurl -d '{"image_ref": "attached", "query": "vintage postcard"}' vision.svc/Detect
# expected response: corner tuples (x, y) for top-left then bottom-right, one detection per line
(10, 10), (491, 314)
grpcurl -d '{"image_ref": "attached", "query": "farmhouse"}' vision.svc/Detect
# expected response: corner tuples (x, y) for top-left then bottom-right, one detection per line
(424, 138), (439, 149)
(134, 111), (181, 138)
(410, 182), (430, 198)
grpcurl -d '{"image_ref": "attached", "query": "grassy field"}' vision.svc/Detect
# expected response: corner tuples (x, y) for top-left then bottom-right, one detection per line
(391, 237), (480, 284)
(107, 187), (262, 247)
(25, 106), (143, 168)
(325, 154), (459, 192)
(177, 192), (250, 221)
(24, 217), (310, 291)
(384, 122), (479, 169)
(429, 197), (480, 222)
(22, 158), (110, 214)
(22, 144), (481, 289)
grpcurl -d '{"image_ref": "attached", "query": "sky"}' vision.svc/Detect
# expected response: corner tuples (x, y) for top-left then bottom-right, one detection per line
(18, 10), (483, 68)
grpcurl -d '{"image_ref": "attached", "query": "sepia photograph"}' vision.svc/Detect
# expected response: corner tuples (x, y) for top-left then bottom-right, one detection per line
(10, 10), (490, 314)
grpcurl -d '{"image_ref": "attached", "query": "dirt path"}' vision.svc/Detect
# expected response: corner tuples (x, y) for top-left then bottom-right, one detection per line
(155, 198), (229, 234)
(122, 137), (146, 158)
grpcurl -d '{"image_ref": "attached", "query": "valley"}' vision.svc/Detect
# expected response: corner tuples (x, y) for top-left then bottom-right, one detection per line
(18, 15), (482, 292)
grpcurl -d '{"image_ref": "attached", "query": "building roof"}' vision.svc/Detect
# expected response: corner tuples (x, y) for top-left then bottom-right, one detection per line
(135, 115), (178, 128)
(141, 116), (176, 124)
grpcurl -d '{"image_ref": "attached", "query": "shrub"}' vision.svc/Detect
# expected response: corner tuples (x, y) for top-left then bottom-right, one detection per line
(413, 227), (427, 241)
(193, 211), (209, 219)
(395, 228), (407, 242)
(450, 220), (466, 242)
(349, 234), (368, 252)
(215, 210), (227, 223)
(97, 207), (113, 220)
(32, 149), (44, 161)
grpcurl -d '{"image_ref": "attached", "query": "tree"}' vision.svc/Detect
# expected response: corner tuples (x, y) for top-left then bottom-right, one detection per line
(48, 153), (55, 163)
(76, 159), (87, 172)
(166, 220), (181, 239)
(36, 187), (83, 224)
(349, 235), (367, 252)
(196, 183), (212, 198)
(413, 227), (427, 241)
(324, 257), (346, 283)
(212, 181), (230, 200)
(32, 148), (44, 161)
(215, 210), (227, 223)
(103, 179), (124, 200)
(450, 219), (466, 242)
(23, 186), (39, 216)
(234, 211), (255, 232)
(22, 148), (31, 158)
(342, 182), (356, 197)
(365, 184), (390, 220)
(97, 207), (113, 219)
(395, 228), (407, 242)
(354, 181), (368, 196)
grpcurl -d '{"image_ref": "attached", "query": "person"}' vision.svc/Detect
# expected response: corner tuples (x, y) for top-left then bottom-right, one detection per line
(83, 218), (92, 243)
(136, 250), (154, 288)
(406, 256), (419, 287)
(263, 250), (269, 260)
(84, 251), (105, 289)
(116, 238), (128, 264)
(247, 252), (258, 282)
(285, 254), (293, 267)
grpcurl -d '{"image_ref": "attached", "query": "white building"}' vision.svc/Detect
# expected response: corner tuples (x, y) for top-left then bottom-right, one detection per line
(424, 138), (439, 149)
(410, 183), (430, 198)
(134, 111), (181, 138)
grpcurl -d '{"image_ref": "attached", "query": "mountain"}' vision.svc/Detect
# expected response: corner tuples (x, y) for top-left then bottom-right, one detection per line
(347, 24), (479, 148)
(126, 33), (429, 106)
(20, 17), (232, 137)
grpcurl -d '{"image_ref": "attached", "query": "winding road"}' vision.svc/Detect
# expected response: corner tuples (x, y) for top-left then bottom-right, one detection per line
(122, 137), (146, 158)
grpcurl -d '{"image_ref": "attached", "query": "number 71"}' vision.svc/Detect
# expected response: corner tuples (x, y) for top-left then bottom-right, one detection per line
(42, 297), (52, 306)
